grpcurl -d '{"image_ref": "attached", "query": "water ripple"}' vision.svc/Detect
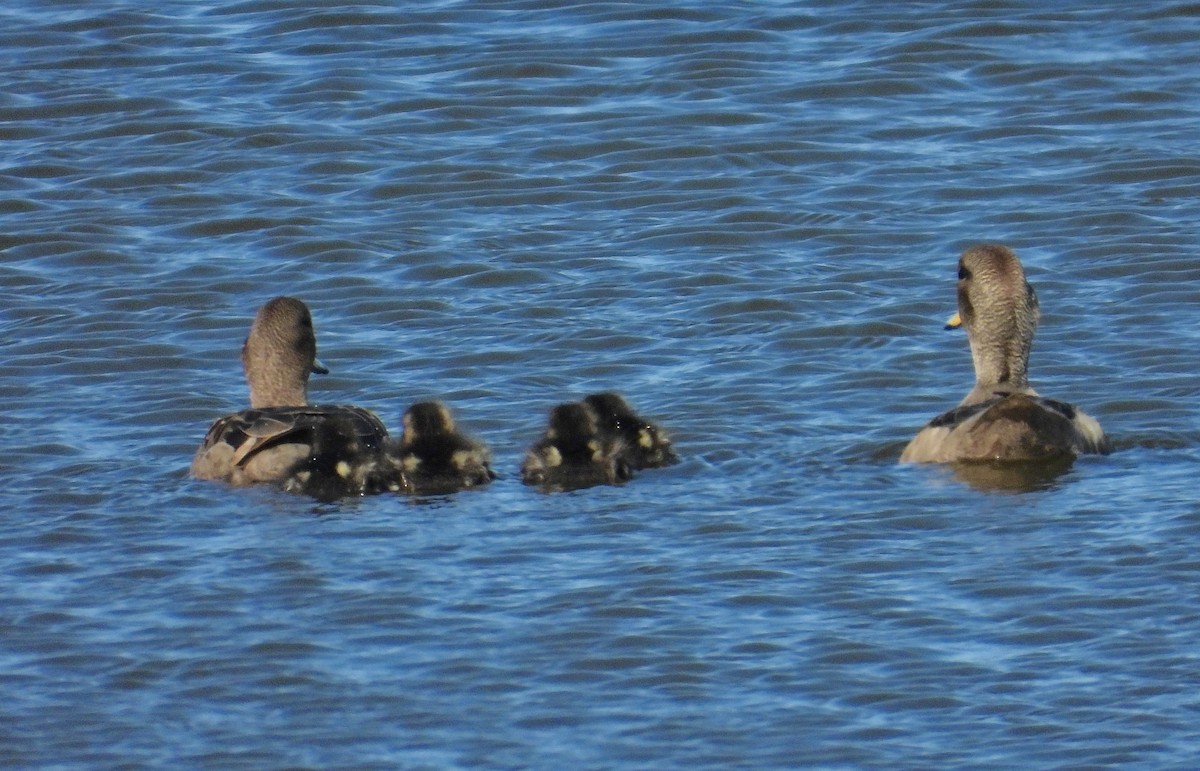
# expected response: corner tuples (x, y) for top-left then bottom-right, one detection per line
(2, 0), (1200, 767)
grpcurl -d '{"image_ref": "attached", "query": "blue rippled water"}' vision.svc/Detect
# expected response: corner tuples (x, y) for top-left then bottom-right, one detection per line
(3, 1), (1200, 768)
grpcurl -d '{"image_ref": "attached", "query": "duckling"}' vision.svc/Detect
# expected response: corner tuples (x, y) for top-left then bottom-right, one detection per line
(900, 244), (1110, 464)
(583, 391), (678, 470)
(280, 413), (397, 502)
(387, 401), (495, 495)
(521, 402), (631, 491)
(191, 296), (394, 491)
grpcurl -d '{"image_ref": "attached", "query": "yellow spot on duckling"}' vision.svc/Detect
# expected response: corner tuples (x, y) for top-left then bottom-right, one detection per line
(638, 428), (652, 448)
(544, 446), (562, 467)
(336, 461), (351, 478)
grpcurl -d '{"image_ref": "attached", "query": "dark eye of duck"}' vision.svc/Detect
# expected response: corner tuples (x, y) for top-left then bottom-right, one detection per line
(957, 263), (970, 281)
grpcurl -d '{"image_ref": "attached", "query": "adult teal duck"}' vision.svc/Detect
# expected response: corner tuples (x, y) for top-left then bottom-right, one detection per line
(900, 245), (1110, 464)
(191, 296), (396, 496)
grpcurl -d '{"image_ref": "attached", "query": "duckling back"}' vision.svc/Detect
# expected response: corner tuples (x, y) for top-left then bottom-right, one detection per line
(521, 402), (631, 491)
(583, 391), (678, 470)
(389, 401), (495, 495)
(281, 413), (398, 502)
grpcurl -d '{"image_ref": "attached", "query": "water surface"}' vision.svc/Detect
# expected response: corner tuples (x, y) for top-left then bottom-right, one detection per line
(3, 1), (1200, 768)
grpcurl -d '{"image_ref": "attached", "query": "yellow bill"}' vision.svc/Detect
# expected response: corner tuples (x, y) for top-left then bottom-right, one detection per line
(944, 311), (962, 330)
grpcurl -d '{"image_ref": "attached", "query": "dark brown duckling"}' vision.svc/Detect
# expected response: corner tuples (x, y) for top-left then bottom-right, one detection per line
(583, 391), (678, 470)
(521, 402), (631, 491)
(387, 401), (495, 495)
(281, 413), (398, 502)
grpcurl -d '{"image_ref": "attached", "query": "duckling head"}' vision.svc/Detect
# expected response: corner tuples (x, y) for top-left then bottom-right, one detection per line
(402, 401), (455, 444)
(546, 402), (601, 452)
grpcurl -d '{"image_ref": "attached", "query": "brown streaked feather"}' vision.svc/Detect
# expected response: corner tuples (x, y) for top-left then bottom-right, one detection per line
(192, 404), (390, 487)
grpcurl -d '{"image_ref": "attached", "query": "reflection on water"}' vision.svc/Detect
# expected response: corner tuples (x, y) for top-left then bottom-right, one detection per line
(949, 457), (1078, 494)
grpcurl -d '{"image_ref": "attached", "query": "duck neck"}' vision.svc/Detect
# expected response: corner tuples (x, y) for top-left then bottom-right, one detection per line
(245, 359), (309, 408)
(967, 317), (1033, 400)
